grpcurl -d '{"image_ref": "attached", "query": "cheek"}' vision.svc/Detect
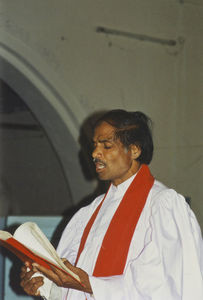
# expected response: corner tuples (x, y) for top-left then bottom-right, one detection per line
(114, 153), (132, 169)
(104, 147), (131, 167)
(118, 158), (131, 170)
(104, 150), (118, 161)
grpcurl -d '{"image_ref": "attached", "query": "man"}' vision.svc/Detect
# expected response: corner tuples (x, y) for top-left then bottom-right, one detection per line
(20, 110), (203, 299)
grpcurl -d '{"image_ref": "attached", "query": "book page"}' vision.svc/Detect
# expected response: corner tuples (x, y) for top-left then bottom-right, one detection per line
(0, 230), (12, 240)
(13, 222), (80, 281)
(14, 222), (58, 264)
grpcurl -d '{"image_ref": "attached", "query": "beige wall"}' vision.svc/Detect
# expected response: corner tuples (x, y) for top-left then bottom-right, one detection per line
(0, 1), (202, 228)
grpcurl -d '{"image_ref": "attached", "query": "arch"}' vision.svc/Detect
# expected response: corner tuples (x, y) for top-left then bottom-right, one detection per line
(0, 38), (94, 205)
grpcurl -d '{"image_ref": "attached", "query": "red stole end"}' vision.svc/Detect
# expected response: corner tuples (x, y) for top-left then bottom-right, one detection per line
(75, 164), (154, 277)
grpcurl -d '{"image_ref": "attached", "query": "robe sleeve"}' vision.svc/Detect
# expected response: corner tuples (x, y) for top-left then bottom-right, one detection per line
(57, 204), (98, 262)
(89, 190), (203, 300)
(50, 196), (104, 299)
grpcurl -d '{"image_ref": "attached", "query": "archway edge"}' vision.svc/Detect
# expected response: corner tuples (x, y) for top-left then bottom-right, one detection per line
(0, 33), (94, 204)
(0, 29), (88, 140)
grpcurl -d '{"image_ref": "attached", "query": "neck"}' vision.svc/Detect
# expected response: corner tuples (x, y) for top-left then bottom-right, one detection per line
(112, 162), (141, 186)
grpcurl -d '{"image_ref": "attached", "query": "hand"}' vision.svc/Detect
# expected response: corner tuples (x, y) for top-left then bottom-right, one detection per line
(32, 258), (93, 294)
(20, 262), (44, 296)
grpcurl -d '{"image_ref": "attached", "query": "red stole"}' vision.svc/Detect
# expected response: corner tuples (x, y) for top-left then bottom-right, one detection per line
(75, 164), (154, 276)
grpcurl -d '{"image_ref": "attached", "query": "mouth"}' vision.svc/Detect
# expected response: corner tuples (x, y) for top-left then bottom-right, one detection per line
(93, 158), (106, 173)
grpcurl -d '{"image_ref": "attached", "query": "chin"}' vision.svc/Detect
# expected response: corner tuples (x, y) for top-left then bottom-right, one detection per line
(98, 173), (108, 181)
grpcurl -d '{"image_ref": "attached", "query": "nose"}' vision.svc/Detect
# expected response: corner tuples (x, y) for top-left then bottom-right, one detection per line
(92, 144), (102, 160)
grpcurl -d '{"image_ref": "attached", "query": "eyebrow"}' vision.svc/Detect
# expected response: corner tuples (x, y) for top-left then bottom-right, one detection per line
(100, 138), (114, 143)
(92, 136), (114, 143)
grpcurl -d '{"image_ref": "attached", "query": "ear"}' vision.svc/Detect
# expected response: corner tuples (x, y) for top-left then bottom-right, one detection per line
(130, 145), (141, 160)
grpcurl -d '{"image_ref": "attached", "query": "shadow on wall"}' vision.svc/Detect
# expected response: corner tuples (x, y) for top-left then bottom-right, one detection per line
(0, 79), (73, 216)
(62, 110), (110, 217)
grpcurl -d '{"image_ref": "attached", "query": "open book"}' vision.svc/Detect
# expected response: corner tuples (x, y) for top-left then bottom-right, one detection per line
(0, 221), (80, 284)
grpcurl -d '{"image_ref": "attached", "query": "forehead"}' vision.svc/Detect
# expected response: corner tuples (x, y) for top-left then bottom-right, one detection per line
(93, 122), (115, 141)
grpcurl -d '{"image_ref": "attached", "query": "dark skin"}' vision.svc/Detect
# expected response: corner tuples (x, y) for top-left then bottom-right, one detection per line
(20, 122), (141, 296)
(20, 259), (92, 296)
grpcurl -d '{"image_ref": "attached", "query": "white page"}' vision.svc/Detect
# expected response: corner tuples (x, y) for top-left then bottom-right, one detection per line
(0, 230), (12, 240)
(13, 222), (80, 281)
(14, 222), (59, 265)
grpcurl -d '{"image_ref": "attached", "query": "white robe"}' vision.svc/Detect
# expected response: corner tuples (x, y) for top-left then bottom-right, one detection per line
(50, 176), (203, 300)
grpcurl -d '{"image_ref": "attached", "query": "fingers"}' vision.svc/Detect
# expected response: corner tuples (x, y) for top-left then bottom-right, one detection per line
(27, 261), (92, 294)
(62, 259), (77, 272)
(32, 263), (54, 276)
(20, 265), (35, 281)
(61, 258), (67, 263)
(20, 274), (44, 296)
(20, 262), (44, 296)
(32, 263), (63, 286)
(32, 262), (77, 288)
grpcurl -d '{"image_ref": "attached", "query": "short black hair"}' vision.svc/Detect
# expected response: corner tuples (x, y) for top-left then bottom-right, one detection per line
(95, 109), (153, 165)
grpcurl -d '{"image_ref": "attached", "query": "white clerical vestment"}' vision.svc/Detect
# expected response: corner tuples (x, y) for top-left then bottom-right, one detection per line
(48, 175), (203, 300)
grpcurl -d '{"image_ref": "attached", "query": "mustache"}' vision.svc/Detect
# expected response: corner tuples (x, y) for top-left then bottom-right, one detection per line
(93, 158), (106, 165)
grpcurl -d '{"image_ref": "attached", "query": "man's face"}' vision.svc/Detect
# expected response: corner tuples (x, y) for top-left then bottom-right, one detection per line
(92, 121), (140, 186)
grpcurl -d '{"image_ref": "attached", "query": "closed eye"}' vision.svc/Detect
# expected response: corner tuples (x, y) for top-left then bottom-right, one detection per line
(103, 142), (113, 149)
